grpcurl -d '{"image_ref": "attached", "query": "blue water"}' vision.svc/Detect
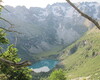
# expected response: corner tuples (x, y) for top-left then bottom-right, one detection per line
(29, 59), (58, 70)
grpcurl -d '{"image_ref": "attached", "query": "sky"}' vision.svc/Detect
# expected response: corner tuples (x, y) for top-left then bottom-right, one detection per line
(2, 0), (100, 8)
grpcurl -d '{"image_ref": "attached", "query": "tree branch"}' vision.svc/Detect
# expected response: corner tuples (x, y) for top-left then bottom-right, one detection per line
(0, 27), (22, 34)
(66, 0), (100, 29)
(0, 58), (31, 67)
(0, 17), (22, 34)
(0, 5), (10, 12)
(0, 17), (13, 26)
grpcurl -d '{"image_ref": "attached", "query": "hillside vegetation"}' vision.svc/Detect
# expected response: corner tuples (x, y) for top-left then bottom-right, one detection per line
(59, 27), (100, 79)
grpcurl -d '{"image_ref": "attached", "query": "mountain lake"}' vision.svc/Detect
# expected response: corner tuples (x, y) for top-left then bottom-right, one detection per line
(29, 59), (59, 73)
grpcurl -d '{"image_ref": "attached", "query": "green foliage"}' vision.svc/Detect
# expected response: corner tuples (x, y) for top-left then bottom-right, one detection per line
(40, 77), (49, 80)
(0, 3), (32, 79)
(0, 45), (32, 80)
(0, 29), (9, 44)
(0, 29), (32, 80)
(49, 69), (66, 80)
(1, 44), (21, 62)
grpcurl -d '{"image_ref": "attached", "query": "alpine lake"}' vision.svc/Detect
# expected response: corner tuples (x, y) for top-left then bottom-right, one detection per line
(29, 59), (59, 73)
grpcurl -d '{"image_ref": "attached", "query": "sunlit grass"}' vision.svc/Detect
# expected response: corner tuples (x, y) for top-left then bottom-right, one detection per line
(59, 27), (100, 79)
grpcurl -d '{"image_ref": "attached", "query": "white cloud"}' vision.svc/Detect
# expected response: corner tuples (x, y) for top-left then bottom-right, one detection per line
(2, 0), (100, 8)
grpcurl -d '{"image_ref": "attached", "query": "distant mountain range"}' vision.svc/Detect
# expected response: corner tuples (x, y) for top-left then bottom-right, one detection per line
(0, 2), (100, 61)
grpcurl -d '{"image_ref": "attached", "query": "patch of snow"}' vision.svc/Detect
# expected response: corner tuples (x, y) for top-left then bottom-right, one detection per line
(31, 66), (50, 73)
(57, 23), (80, 44)
(32, 14), (46, 21)
(52, 6), (65, 16)
(39, 10), (48, 17)
(52, 6), (61, 16)
(93, 3), (100, 19)
(65, 7), (74, 18)
(32, 14), (38, 18)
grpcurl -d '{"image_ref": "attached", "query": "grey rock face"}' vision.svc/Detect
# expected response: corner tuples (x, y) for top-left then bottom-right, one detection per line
(0, 2), (100, 60)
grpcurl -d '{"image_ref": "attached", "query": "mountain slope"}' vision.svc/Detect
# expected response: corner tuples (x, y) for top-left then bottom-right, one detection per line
(0, 2), (100, 61)
(59, 27), (100, 79)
